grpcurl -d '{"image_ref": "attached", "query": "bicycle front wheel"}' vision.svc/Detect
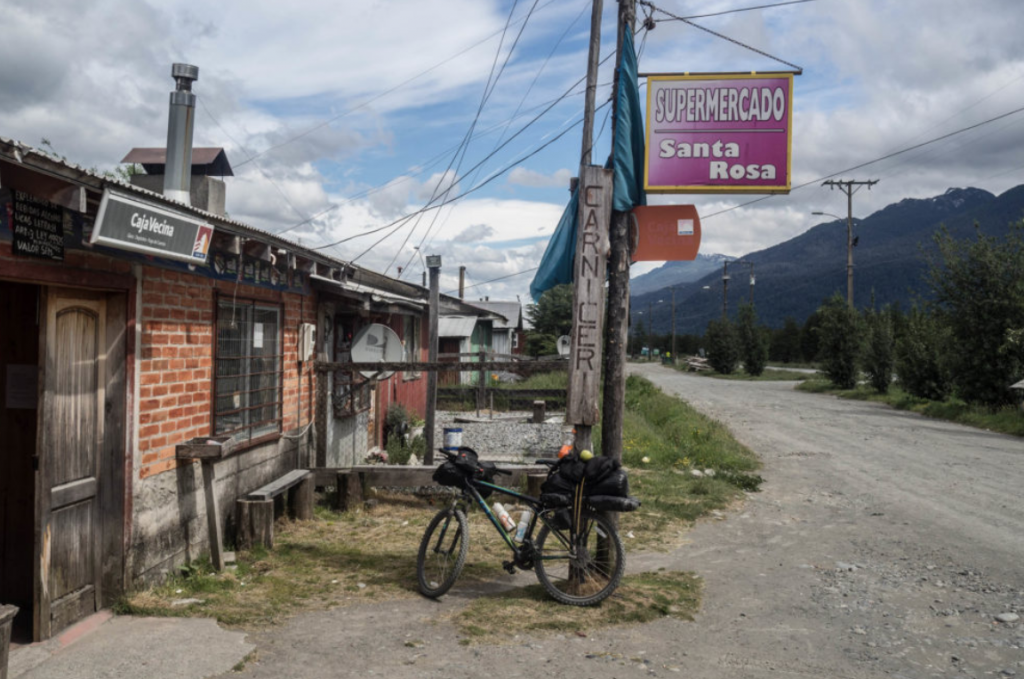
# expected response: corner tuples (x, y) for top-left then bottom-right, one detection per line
(417, 507), (469, 598)
(534, 509), (625, 606)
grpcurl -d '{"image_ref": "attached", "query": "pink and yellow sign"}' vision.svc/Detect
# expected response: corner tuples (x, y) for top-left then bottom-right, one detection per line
(645, 73), (793, 194)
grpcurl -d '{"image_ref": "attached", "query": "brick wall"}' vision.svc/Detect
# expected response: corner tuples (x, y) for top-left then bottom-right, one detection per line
(137, 266), (316, 479)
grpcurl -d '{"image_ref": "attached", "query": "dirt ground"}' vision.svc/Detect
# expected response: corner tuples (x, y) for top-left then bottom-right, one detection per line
(218, 364), (1024, 679)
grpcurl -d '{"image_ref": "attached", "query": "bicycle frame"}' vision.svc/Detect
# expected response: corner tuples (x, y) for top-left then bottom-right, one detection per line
(458, 477), (571, 565)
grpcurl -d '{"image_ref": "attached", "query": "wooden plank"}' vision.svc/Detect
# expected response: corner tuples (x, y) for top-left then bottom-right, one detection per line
(175, 435), (240, 461)
(48, 585), (95, 637)
(567, 166), (612, 425)
(201, 461), (225, 571)
(49, 478), (97, 509)
(245, 469), (311, 501)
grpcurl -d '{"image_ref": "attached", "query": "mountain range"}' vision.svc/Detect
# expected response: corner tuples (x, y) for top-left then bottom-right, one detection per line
(630, 185), (1024, 335)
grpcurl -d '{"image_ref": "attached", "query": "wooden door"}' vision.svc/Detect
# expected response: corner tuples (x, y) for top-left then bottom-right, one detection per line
(34, 289), (106, 639)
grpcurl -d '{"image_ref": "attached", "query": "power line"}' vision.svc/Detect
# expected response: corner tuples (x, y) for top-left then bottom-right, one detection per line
(314, 103), (597, 252)
(639, 0), (804, 72)
(393, 0), (591, 279)
(444, 267), (539, 295)
(382, 0), (542, 274)
(311, 61), (615, 253)
(234, 0), (564, 170)
(702, 102), (1024, 221)
(673, 0), (818, 21)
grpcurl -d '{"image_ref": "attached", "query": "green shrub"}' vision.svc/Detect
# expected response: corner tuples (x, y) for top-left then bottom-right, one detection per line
(896, 307), (952, 400)
(737, 304), (769, 377)
(817, 294), (864, 389)
(863, 306), (895, 393)
(705, 318), (740, 374)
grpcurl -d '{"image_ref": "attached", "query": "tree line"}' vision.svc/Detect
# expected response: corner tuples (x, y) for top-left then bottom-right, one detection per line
(525, 221), (1024, 408)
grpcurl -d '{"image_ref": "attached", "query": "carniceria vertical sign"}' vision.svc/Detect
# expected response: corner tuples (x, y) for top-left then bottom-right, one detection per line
(645, 73), (793, 194)
(567, 166), (612, 425)
(91, 189), (214, 263)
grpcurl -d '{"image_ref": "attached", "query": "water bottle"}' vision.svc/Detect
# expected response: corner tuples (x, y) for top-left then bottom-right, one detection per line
(492, 502), (515, 532)
(514, 509), (533, 542)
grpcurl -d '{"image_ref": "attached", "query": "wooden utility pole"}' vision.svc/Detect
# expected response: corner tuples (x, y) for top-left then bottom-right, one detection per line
(458, 266), (466, 300)
(721, 261), (730, 319)
(601, 0), (637, 467)
(424, 255), (441, 464)
(567, 0), (608, 454)
(822, 179), (878, 308)
(671, 286), (676, 364)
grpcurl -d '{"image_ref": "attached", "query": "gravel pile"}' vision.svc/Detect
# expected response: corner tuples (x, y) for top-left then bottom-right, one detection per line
(432, 410), (565, 462)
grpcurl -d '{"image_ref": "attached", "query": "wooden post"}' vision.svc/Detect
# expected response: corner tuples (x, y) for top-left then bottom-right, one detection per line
(335, 471), (364, 511)
(527, 474), (545, 498)
(287, 471), (314, 521)
(477, 350), (487, 411)
(201, 461), (225, 571)
(425, 258), (441, 464)
(236, 499), (274, 551)
(567, 165), (613, 453)
(0, 605), (17, 679)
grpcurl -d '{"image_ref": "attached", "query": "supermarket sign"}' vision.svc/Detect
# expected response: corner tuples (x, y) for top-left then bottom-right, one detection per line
(645, 73), (792, 194)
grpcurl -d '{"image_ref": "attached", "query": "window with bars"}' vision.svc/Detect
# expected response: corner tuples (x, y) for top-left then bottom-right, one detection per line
(214, 299), (282, 443)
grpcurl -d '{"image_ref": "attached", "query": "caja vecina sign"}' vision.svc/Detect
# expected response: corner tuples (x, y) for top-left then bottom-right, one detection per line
(645, 73), (793, 194)
(91, 189), (214, 263)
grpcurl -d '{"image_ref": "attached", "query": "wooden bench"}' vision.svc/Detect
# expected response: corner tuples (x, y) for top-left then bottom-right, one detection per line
(236, 470), (313, 550)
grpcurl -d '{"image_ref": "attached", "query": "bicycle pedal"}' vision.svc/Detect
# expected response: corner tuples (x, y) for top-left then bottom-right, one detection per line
(502, 560), (517, 575)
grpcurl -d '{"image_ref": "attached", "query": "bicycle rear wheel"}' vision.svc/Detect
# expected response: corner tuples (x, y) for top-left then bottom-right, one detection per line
(534, 509), (625, 606)
(417, 507), (469, 598)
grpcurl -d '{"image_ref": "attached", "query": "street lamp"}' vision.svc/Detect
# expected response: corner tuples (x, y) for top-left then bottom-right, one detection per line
(813, 210), (858, 308)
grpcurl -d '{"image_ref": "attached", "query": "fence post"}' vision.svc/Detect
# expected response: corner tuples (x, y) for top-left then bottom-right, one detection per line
(477, 350), (486, 411)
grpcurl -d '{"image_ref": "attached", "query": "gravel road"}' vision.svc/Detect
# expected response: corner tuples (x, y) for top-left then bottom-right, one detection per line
(221, 364), (1023, 679)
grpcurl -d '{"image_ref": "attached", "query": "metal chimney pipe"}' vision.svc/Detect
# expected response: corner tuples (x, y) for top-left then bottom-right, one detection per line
(164, 63), (199, 204)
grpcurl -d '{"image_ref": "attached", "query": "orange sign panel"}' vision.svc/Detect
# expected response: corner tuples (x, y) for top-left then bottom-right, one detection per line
(629, 205), (701, 262)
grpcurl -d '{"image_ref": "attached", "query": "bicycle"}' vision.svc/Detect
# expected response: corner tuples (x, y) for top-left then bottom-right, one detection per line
(417, 448), (625, 606)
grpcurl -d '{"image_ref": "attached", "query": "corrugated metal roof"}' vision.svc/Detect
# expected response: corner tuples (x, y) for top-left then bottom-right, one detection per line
(0, 135), (340, 265)
(438, 316), (477, 338)
(471, 300), (520, 328)
(310, 275), (424, 311)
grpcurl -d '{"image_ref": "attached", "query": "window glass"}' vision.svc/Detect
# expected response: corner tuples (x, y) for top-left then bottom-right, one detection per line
(215, 300), (282, 441)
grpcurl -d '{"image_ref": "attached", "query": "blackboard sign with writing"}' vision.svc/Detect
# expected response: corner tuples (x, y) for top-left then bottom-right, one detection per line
(12, 190), (64, 261)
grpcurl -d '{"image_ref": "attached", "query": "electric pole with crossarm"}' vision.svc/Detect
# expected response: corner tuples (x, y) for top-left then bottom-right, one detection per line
(822, 178), (878, 308)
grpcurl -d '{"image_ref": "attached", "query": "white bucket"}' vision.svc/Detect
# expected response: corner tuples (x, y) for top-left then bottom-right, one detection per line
(443, 427), (463, 451)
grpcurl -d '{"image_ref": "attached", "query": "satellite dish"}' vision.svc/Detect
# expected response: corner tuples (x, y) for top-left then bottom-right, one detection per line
(556, 335), (571, 357)
(351, 324), (405, 379)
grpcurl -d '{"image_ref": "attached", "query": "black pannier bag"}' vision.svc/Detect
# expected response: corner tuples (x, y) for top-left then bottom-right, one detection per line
(538, 454), (639, 513)
(586, 495), (641, 512)
(432, 446), (498, 498)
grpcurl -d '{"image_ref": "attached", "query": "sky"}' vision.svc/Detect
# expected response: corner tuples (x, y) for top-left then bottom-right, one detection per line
(3, 0), (1024, 302)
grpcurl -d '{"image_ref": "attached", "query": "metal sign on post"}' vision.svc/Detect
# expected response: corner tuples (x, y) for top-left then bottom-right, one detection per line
(644, 73), (793, 194)
(629, 204), (701, 262)
(91, 188), (214, 263)
(567, 165), (613, 425)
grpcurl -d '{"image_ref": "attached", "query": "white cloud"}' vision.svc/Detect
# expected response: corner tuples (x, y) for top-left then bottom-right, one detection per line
(508, 166), (573, 188)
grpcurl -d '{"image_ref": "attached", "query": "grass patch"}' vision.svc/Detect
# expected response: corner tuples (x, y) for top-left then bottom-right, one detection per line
(593, 375), (763, 549)
(120, 375), (757, 631)
(118, 497), (511, 628)
(449, 571), (701, 643)
(796, 379), (1024, 437)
